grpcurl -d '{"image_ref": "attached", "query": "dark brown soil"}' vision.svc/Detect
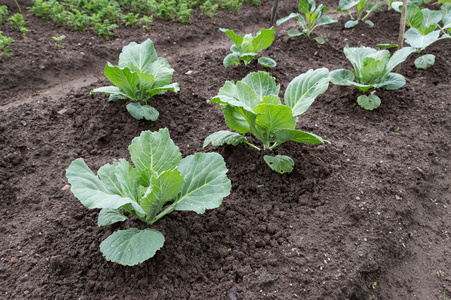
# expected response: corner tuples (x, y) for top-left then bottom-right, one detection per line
(1, 0), (450, 299)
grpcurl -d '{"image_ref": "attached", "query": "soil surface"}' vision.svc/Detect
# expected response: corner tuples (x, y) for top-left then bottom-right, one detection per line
(1, 0), (450, 299)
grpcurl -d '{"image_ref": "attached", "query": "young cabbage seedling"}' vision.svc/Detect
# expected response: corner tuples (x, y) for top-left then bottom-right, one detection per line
(204, 70), (330, 174)
(276, 0), (338, 44)
(0, 5), (8, 25)
(91, 39), (180, 121)
(330, 45), (414, 110)
(384, 3), (451, 69)
(66, 128), (231, 266)
(0, 31), (14, 56)
(52, 35), (66, 49)
(338, 0), (384, 28)
(7, 13), (30, 35)
(221, 27), (277, 68)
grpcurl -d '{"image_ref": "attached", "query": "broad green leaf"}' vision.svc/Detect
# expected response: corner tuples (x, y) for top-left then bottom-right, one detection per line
(365, 49), (390, 64)
(240, 35), (254, 53)
(66, 158), (145, 215)
(254, 104), (296, 134)
(263, 155), (294, 174)
(407, 5), (423, 28)
(361, 58), (387, 85)
(414, 54), (435, 69)
(284, 68), (330, 117)
(392, 0), (423, 12)
(140, 169), (185, 222)
(98, 162), (123, 195)
(276, 13), (302, 25)
(126, 103), (159, 121)
(287, 29), (303, 36)
(404, 28), (440, 48)
(98, 208), (127, 226)
(252, 27), (275, 53)
(258, 57), (277, 68)
(339, 0), (360, 11)
(317, 15), (338, 26)
(385, 47), (414, 73)
(262, 95), (282, 105)
(212, 95), (255, 114)
(357, 94), (381, 110)
(224, 53), (241, 67)
(345, 20), (359, 28)
(114, 159), (141, 202)
(118, 39), (158, 73)
(442, 4), (451, 29)
(129, 128), (181, 175)
(175, 153), (231, 213)
(137, 72), (155, 91)
(364, 20), (374, 26)
(421, 9), (442, 30)
(220, 28), (244, 47)
(298, 0), (311, 13)
(91, 86), (121, 95)
(241, 71), (280, 99)
(147, 82), (180, 98)
(230, 45), (241, 54)
(146, 57), (174, 88)
(100, 228), (164, 266)
(236, 81), (261, 109)
(221, 104), (254, 134)
(274, 129), (326, 144)
(314, 36), (325, 44)
(343, 45), (378, 78)
(203, 131), (248, 147)
(330, 69), (355, 85)
(367, 1), (384, 13)
(375, 73), (406, 90)
(104, 63), (139, 98)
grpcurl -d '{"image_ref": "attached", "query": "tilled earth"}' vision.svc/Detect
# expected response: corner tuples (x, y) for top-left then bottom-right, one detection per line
(1, 0), (450, 299)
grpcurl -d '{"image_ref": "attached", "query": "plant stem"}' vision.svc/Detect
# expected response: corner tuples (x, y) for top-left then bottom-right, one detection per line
(245, 141), (261, 150)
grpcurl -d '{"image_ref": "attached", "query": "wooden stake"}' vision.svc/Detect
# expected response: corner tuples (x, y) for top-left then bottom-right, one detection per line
(270, 0), (279, 28)
(395, 0), (408, 73)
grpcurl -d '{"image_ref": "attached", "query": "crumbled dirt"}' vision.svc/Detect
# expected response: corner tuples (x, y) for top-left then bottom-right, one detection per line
(1, 0), (450, 299)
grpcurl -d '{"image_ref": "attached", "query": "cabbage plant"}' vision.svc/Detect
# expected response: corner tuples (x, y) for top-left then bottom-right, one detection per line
(330, 45), (414, 110)
(66, 129), (231, 266)
(221, 27), (276, 67)
(91, 39), (180, 121)
(276, 0), (338, 44)
(389, 2), (451, 69)
(338, 0), (384, 28)
(204, 70), (330, 174)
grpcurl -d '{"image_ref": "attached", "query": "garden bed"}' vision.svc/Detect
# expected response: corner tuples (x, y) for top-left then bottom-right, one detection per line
(1, 0), (450, 299)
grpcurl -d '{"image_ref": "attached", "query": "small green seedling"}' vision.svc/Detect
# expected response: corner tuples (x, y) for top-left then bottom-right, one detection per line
(52, 35), (66, 49)
(0, 5), (9, 25)
(204, 70), (330, 173)
(91, 39), (179, 121)
(221, 27), (276, 67)
(330, 45), (414, 110)
(276, 0), (338, 44)
(0, 31), (14, 56)
(66, 128), (231, 266)
(139, 16), (153, 31)
(121, 12), (140, 26)
(338, 0), (384, 28)
(94, 20), (118, 40)
(7, 13), (30, 36)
